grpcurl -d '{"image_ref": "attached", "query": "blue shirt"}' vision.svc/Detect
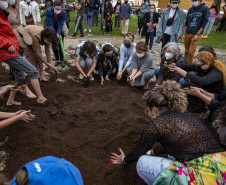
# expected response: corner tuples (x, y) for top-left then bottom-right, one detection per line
(140, 5), (150, 13)
(118, 43), (136, 71)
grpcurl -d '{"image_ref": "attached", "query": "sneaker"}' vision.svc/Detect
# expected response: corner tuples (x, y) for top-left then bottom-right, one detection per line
(71, 34), (77, 38)
(79, 35), (85, 37)
(54, 60), (60, 66)
(61, 61), (65, 67)
(108, 32), (111, 35)
(203, 35), (208, 38)
(103, 32), (105, 35)
(89, 28), (91, 32)
(90, 75), (94, 81)
(88, 33), (93, 37)
(79, 73), (84, 80)
(84, 28), (87, 32)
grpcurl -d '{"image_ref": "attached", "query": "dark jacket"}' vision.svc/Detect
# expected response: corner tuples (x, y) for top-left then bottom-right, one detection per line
(142, 12), (159, 37)
(85, 1), (93, 14)
(185, 3), (210, 34)
(92, 0), (100, 10)
(119, 3), (131, 20)
(104, 1), (113, 17)
(156, 55), (188, 85)
(45, 6), (66, 35)
(96, 49), (118, 77)
(177, 64), (224, 93)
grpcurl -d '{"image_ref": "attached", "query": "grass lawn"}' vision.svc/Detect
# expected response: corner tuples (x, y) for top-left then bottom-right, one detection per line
(42, 12), (226, 50)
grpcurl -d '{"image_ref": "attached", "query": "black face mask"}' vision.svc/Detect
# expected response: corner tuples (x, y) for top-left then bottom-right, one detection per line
(106, 54), (113, 58)
(196, 65), (204, 72)
(124, 42), (131, 48)
(125, 1), (128, 4)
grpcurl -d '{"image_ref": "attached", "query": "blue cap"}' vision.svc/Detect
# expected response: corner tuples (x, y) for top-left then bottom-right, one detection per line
(11, 156), (83, 185)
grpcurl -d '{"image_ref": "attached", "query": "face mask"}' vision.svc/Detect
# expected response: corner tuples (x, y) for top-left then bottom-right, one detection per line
(54, 9), (61, 14)
(171, 3), (178, 8)
(165, 52), (173, 60)
(150, 9), (155, 12)
(145, 2), (148, 5)
(8, 0), (15, 5)
(136, 52), (145, 58)
(124, 42), (131, 48)
(192, 1), (199, 7)
(125, 1), (128, 4)
(105, 53), (113, 57)
(44, 40), (50, 44)
(0, 1), (8, 10)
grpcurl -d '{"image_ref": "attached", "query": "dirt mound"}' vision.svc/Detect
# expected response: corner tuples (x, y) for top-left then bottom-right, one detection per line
(0, 63), (149, 184)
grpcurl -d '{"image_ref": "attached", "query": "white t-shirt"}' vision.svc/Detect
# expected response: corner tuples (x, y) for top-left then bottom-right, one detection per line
(164, 8), (176, 35)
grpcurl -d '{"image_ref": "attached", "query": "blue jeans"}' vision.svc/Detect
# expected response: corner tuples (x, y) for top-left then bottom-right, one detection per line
(84, 14), (92, 26)
(92, 9), (99, 26)
(145, 31), (155, 50)
(203, 17), (215, 36)
(137, 155), (173, 185)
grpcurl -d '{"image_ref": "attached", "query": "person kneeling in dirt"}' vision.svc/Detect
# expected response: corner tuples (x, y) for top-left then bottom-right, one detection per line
(96, 43), (118, 85)
(109, 81), (225, 185)
(0, 110), (35, 129)
(127, 41), (155, 90)
(10, 156), (84, 185)
(75, 40), (99, 83)
(0, 5), (47, 104)
(117, 33), (136, 80)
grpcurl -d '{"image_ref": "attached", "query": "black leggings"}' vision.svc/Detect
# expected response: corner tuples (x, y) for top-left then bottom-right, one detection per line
(52, 22), (64, 61)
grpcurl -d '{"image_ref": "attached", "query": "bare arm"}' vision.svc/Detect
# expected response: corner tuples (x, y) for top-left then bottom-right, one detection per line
(0, 112), (15, 119)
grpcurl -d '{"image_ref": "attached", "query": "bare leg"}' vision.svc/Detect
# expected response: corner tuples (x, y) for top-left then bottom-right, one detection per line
(30, 79), (47, 103)
(18, 85), (37, 98)
(7, 90), (21, 106)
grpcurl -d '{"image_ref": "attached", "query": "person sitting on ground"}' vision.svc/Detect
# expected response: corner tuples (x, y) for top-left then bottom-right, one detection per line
(117, 33), (136, 80)
(168, 51), (226, 113)
(8, 156), (84, 185)
(109, 80), (225, 185)
(0, 85), (21, 106)
(213, 105), (226, 146)
(75, 40), (99, 82)
(96, 43), (118, 85)
(198, 45), (218, 59)
(0, 110), (35, 129)
(127, 41), (155, 89)
(156, 42), (188, 86)
(23, 25), (57, 82)
(103, 11), (113, 35)
(0, 3), (47, 104)
(185, 86), (226, 122)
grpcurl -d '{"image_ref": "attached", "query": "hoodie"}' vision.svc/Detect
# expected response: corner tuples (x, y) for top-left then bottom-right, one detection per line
(185, 3), (210, 34)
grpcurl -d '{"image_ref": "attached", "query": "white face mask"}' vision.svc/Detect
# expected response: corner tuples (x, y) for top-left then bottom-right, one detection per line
(54, 9), (61, 14)
(171, 3), (178, 8)
(0, 1), (8, 10)
(165, 52), (173, 60)
(8, 0), (15, 5)
(136, 52), (145, 58)
(192, 1), (199, 7)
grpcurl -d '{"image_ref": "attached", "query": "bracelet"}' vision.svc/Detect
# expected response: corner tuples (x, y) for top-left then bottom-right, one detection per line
(121, 156), (127, 166)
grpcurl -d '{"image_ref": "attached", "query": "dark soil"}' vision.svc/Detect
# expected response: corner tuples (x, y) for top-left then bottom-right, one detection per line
(0, 64), (148, 185)
(0, 63), (225, 185)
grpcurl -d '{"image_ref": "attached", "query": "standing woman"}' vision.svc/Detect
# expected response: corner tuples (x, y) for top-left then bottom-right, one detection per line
(84, 0), (93, 34)
(23, 25), (57, 81)
(45, 0), (66, 67)
(114, 0), (121, 30)
(202, 3), (220, 38)
(127, 41), (155, 89)
(142, 4), (158, 52)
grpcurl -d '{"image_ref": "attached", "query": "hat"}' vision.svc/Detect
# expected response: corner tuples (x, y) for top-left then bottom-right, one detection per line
(171, 0), (180, 2)
(11, 156), (84, 185)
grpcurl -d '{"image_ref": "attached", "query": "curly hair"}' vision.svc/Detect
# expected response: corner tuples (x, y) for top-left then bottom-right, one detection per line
(213, 105), (226, 128)
(143, 81), (187, 112)
(41, 27), (58, 45)
(136, 41), (148, 52)
(196, 51), (226, 84)
(83, 41), (97, 57)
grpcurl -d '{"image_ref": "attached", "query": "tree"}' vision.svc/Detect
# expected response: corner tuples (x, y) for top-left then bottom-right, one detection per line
(214, 0), (223, 12)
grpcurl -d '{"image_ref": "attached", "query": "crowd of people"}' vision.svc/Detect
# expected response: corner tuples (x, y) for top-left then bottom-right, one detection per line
(0, 0), (226, 184)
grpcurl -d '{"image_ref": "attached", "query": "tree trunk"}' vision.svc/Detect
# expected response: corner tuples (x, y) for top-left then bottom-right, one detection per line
(214, 0), (222, 12)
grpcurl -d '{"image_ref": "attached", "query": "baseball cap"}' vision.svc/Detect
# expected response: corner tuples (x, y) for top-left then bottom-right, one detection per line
(11, 156), (83, 185)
